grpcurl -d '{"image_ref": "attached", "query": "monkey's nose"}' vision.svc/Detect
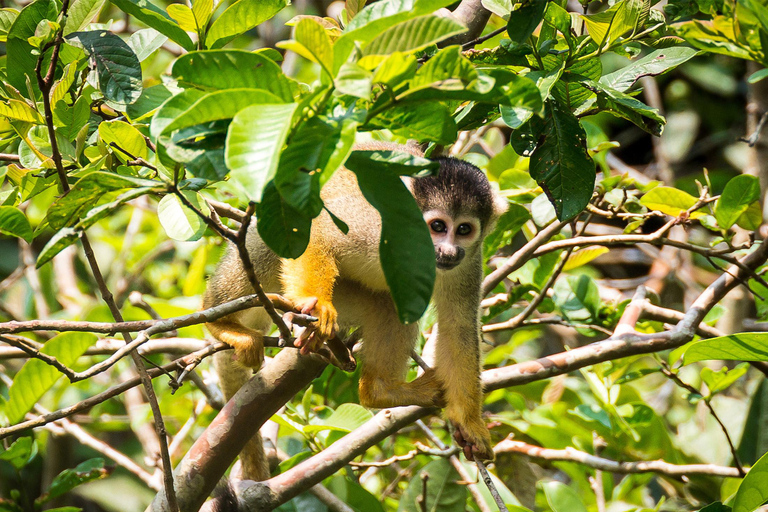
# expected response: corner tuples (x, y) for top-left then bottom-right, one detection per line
(435, 245), (464, 270)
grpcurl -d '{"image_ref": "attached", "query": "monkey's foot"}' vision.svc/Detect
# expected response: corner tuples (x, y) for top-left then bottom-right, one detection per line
(452, 418), (494, 461)
(292, 297), (338, 355)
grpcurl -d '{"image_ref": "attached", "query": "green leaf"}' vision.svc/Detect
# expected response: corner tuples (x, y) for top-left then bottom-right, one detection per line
(0, 99), (44, 124)
(684, 333), (768, 364)
(279, 18), (334, 75)
(126, 84), (173, 121)
(715, 174), (761, 230)
(274, 114), (360, 215)
(0, 438), (35, 470)
(542, 481), (588, 512)
(581, 1), (635, 48)
(506, 0), (547, 44)
(6, 332), (98, 424)
(367, 102), (457, 144)
(363, 14), (466, 56)
(398, 459), (466, 512)
(327, 476), (385, 512)
(47, 172), (157, 229)
(700, 364), (748, 395)
(600, 47), (699, 92)
(0, 207), (33, 242)
(39, 459), (108, 504)
(736, 201), (762, 230)
(0, 9), (19, 43)
(256, 181), (312, 258)
(192, 0), (213, 28)
(529, 100), (595, 220)
(36, 228), (80, 267)
(553, 274), (600, 322)
(225, 102), (298, 202)
(582, 79), (665, 136)
(483, 202), (529, 260)
(6, 0), (57, 95)
(53, 96), (91, 141)
(733, 449), (768, 512)
(127, 28), (168, 62)
(749, 67), (768, 83)
(640, 186), (698, 217)
(50, 63), (79, 106)
(167, 3), (198, 32)
(206, 0), (286, 49)
(150, 88), (206, 141)
(63, 0), (105, 34)
(313, 403), (373, 433)
(172, 50), (296, 101)
(109, 0), (194, 50)
(99, 119), (148, 162)
(346, 151), (435, 324)
(67, 30), (143, 105)
(335, 62), (373, 98)
(161, 88), (285, 136)
(158, 191), (210, 241)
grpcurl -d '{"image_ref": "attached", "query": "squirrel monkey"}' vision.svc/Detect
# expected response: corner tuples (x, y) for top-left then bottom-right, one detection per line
(204, 142), (507, 480)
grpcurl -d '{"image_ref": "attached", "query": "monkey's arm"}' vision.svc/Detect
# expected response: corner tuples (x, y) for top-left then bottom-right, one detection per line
(281, 239), (339, 354)
(434, 258), (493, 460)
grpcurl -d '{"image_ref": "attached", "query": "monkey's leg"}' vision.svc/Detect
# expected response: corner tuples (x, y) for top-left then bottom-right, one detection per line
(206, 317), (264, 368)
(212, 350), (271, 481)
(281, 243), (339, 353)
(434, 271), (494, 460)
(356, 297), (445, 409)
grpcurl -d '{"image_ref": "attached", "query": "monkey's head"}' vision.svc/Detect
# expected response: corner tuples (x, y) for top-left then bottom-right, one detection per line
(409, 157), (508, 271)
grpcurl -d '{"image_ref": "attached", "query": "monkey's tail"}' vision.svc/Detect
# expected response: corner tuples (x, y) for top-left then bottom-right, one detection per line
(206, 480), (243, 512)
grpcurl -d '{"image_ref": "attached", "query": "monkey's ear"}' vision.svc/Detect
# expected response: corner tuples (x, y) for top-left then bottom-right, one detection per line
(492, 192), (508, 218)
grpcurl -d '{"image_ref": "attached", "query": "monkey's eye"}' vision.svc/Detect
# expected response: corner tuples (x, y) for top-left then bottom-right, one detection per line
(430, 220), (447, 233)
(457, 223), (472, 236)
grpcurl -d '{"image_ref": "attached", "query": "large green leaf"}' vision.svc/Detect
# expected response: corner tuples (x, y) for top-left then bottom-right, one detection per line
(506, 0), (547, 44)
(63, 0), (105, 34)
(733, 449), (768, 512)
(6, 0), (57, 95)
(542, 481), (589, 512)
(715, 174), (761, 230)
(640, 186), (700, 217)
(582, 79), (665, 136)
(38, 459), (108, 504)
(172, 50), (296, 101)
(366, 102), (457, 144)
(225, 102), (298, 202)
(346, 151), (435, 324)
(67, 30), (143, 105)
(553, 274), (600, 322)
(0, 206), (33, 242)
(5, 332), (98, 424)
(529, 100), (595, 220)
(362, 14), (466, 56)
(109, 0), (194, 50)
(150, 88), (207, 141)
(157, 191), (210, 241)
(274, 114), (360, 215)
(398, 459), (466, 512)
(160, 88), (284, 136)
(256, 181), (312, 258)
(600, 47), (699, 92)
(206, 0), (286, 49)
(683, 333), (768, 364)
(99, 119), (148, 161)
(53, 96), (91, 141)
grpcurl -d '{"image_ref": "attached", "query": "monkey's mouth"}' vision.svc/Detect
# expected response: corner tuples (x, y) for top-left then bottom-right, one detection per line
(436, 260), (461, 270)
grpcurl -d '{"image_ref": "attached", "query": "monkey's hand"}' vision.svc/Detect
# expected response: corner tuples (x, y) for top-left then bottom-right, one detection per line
(452, 417), (494, 461)
(292, 297), (338, 355)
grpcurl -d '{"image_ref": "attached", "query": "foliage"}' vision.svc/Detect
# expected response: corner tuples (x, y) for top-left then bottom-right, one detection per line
(0, 0), (767, 510)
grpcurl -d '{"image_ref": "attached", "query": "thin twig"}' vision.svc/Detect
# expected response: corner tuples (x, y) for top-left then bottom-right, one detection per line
(495, 438), (744, 478)
(461, 26), (506, 50)
(474, 458), (509, 512)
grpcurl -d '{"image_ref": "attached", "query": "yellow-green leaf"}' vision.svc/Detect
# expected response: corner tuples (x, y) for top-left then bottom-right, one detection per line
(563, 246), (609, 271)
(639, 186), (703, 218)
(50, 62), (78, 107)
(5, 332), (98, 424)
(167, 3), (198, 32)
(0, 99), (43, 124)
(99, 119), (148, 162)
(191, 0), (212, 28)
